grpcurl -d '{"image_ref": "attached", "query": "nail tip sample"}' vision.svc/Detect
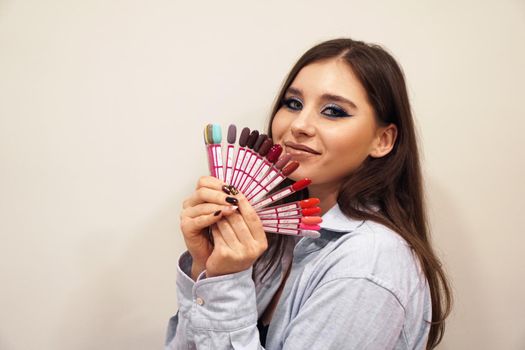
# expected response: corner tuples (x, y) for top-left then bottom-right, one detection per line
(302, 206), (321, 216)
(239, 127), (251, 147)
(254, 134), (268, 152)
(299, 198), (320, 208)
(211, 124), (222, 144)
(299, 223), (321, 231)
(291, 178), (311, 191)
(227, 124), (237, 144)
(267, 144), (283, 163)
(302, 230), (321, 238)
(204, 124), (213, 144)
(301, 216), (322, 225)
(274, 154), (292, 169)
(246, 130), (259, 148)
(282, 161), (300, 176)
(258, 138), (273, 156)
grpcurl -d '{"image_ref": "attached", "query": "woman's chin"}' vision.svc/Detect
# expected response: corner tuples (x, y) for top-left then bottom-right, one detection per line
(288, 169), (312, 183)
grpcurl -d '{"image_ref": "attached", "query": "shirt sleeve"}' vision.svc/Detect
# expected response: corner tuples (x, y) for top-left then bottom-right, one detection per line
(165, 250), (263, 349)
(165, 252), (406, 350)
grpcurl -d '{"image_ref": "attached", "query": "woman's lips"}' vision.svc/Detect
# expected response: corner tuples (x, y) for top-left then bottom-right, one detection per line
(284, 142), (320, 159)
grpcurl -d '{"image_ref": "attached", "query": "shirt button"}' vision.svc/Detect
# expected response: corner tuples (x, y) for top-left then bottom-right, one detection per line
(195, 297), (205, 306)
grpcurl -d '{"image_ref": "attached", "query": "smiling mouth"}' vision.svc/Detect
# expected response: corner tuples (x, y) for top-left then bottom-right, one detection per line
(283, 141), (321, 156)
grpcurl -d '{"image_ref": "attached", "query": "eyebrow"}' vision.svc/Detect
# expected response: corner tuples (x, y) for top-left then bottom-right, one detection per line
(286, 86), (358, 109)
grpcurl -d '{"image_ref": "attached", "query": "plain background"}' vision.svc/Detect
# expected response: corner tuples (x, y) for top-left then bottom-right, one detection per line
(1, 0), (524, 349)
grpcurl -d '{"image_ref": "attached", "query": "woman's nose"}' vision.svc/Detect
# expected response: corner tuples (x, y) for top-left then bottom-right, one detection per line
(290, 108), (316, 138)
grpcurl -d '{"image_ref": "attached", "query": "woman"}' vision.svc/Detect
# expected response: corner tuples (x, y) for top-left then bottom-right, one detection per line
(165, 38), (452, 349)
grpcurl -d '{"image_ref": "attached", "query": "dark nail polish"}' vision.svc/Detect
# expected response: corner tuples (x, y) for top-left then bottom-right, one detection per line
(222, 185), (232, 195)
(213, 210), (221, 216)
(225, 196), (238, 205)
(227, 185), (239, 195)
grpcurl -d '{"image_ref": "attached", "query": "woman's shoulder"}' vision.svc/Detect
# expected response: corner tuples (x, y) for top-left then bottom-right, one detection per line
(327, 220), (417, 271)
(317, 219), (428, 307)
(351, 219), (413, 257)
(319, 204), (417, 270)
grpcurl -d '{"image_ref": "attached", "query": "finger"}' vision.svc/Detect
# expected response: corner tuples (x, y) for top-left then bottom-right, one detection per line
(216, 217), (243, 249)
(183, 203), (238, 219)
(194, 176), (240, 196)
(223, 212), (257, 246)
(195, 175), (225, 191)
(235, 192), (266, 242)
(183, 187), (239, 209)
(210, 224), (227, 248)
(184, 208), (234, 233)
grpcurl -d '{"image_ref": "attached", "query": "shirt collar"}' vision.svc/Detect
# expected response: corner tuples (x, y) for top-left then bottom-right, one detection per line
(293, 203), (366, 256)
(320, 202), (366, 233)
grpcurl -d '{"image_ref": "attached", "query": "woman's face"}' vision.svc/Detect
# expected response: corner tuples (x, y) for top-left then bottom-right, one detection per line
(272, 58), (393, 188)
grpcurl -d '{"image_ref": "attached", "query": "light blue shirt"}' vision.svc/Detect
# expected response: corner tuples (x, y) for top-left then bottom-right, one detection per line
(165, 203), (431, 349)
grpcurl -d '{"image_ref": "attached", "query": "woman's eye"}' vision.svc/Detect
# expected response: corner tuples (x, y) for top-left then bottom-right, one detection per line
(282, 97), (303, 111)
(322, 104), (350, 118)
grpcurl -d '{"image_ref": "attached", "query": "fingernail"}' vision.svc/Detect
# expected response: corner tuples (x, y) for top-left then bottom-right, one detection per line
(221, 185), (232, 195)
(226, 185), (239, 195)
(213, 210), (221, 216)
(229, 205), (239, 211)
(225, 196), (238, 205)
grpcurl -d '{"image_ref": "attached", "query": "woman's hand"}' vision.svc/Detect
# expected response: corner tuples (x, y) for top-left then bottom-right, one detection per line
(205, 191), (268, 277)
(180, 176), (239, 279)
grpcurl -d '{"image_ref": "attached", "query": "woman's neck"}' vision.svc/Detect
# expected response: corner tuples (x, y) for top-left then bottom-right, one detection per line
(307, 182), (340, 216)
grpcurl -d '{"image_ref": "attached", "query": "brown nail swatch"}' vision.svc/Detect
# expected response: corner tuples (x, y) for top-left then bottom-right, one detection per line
(222, 185), (232, 195)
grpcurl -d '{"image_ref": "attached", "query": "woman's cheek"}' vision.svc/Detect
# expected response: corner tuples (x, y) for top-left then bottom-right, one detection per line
(271, 111), (290, 140)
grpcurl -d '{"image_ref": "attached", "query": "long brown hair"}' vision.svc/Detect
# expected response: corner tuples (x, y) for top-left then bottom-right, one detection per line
(253, 38), (452, 349)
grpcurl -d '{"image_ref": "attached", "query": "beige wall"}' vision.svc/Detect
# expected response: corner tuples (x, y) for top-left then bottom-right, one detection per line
(1, 0), (524, 349)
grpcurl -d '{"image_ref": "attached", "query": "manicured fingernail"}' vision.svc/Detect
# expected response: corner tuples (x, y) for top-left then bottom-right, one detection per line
(213, 210), (221, 216)
(222, 185), (232, 195)
(226, 185), (239, 195)
(225, 196), (238, 205)
(228, 205), (239, 212)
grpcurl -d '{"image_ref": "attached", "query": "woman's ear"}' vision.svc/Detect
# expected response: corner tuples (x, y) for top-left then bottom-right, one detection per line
(369, 123), (398, 158)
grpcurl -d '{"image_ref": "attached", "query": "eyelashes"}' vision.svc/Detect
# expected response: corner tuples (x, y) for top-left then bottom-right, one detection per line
(282, 97), (303, 111)
(322, 103), (350, 118)
(281, 97), (351, 118)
